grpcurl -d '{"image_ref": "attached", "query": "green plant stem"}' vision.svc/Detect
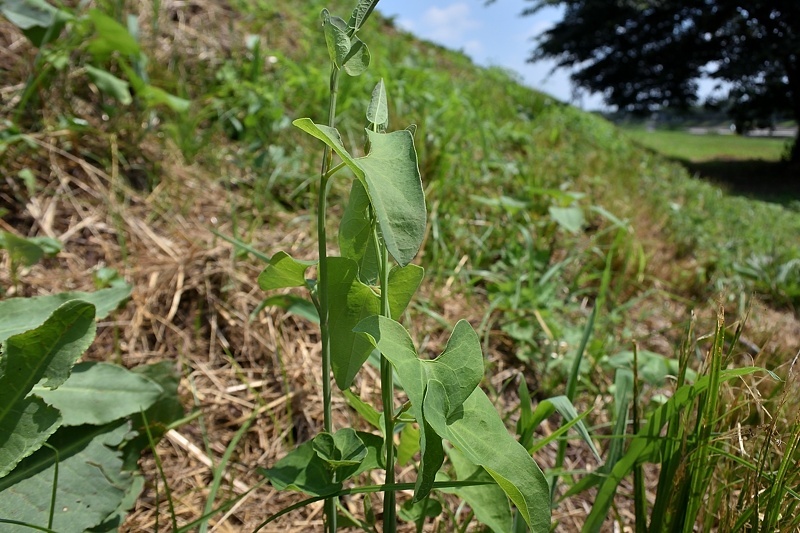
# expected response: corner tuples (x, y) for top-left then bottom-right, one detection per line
(378, 236), (397, 531)
(319, 63), (340, 533)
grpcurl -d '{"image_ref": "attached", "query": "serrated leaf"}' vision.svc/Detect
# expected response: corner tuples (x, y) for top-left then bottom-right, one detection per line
(31, 362), (163, 426)
(0, 286), (130, 344)
(292, 119), (426, 265)
(0, 423), (137, 532)
(257, 251), (317, 291)
(86, 65), (132, 105)
(367, 79), (388, 127)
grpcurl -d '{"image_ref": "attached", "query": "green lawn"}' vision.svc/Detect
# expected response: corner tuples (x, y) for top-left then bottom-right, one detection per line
(623, 128), (790, 162)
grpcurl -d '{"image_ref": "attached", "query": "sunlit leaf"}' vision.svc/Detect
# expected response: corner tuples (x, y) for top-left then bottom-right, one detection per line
(367, 79), (389, 128)
(342, 37), (370, 76)
(355, 316), (551, 530)
(258, 251), (317, 291)
(292, 119), (426, 266)
(321, 10), (350, 68)
(548, 205), (585, 234)
(31, 362), (163, 426)
(0, 286), (130, 344)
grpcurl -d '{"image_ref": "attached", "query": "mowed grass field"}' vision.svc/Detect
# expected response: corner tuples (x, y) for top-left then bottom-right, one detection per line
(623, 127), (790, 162)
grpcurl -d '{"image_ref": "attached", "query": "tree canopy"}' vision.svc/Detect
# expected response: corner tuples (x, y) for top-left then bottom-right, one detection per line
(518, 0), (800, 162)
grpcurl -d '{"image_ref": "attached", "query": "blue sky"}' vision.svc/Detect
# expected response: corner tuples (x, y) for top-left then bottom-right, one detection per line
(377, 0), (609, 110)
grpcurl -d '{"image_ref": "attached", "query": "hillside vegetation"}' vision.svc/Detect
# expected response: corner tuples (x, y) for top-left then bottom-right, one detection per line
(2, 0), (799, 531)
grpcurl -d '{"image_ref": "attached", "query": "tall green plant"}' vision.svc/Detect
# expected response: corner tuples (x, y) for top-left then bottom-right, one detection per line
(258, 1), (550, 531)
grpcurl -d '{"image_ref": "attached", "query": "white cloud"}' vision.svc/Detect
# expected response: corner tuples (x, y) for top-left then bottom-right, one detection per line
(419, 3), (480, 45)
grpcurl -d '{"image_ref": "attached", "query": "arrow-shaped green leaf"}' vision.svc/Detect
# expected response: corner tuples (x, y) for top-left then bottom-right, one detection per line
(355, 316), (551, 530)
(293, 119), (426, 266)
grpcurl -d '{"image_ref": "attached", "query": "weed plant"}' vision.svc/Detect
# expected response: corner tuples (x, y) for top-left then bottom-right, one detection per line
(255, 2), (552, 531)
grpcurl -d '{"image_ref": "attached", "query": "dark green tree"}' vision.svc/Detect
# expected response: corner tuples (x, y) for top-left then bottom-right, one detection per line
(515, 0), (800, 163)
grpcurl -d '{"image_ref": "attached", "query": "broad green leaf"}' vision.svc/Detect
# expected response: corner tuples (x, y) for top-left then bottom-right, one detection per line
(528, 396), (601, 461)
(0, 300), (96, 414)
(342, 37), (370, 76)
(358, 129), (426, 266)
(87, 473), (144, 533)
(313, 428), (367, 480)
(445, 446), (513, 533)
(0, 396), (61, 478)
(263, 430), (381, 497)
(31, 362), (163, 426)
(263, 439), (338, 496)
(257, 251), (317, 291)
(367, 79), (389, 127)
(0, 422), (137, 532)
(347, 0), (379, 32)
(339, 179), (379, 284)
(356, 316), (551, 530)
(0, 286), (130, 344)
(425, 383), (551, 531)
(86, 65), (132, 105)
(548, 206), (585, 234)
(583, 366), (766, 532)
(328, 258), (423, 389)
(0, 0), (73, 46)
(0, 301), (95, 477)
(292, 119), (426, 266)
(321, 11), (350, 68)
(87, 8), (140, 60)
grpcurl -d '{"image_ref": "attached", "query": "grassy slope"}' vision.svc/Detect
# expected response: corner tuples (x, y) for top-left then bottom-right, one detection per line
(3, 0), (800, 530)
